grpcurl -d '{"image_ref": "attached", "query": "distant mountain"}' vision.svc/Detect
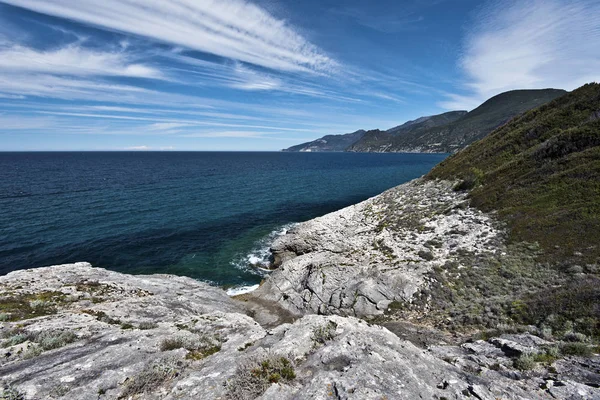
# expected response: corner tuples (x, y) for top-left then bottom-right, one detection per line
(283, 89), (567, 154)
(350, 89), (567, 153)
(348, 111), (468, 152)
(281, 130), (366, 152)
(387, 111), (468, 135)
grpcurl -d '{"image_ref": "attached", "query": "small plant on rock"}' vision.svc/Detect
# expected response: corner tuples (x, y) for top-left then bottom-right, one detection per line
(311, 320), (338, 346)
(138, 321), (158, 330)
(226, 354), (296, 400)
(0, 385), (25, 400)
(121, 358), (181, 397)
(160, 334), (221, 360)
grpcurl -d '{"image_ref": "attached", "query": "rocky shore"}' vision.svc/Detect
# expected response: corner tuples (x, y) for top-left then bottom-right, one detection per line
(253, 179), (504, 317)
(2, 179), (599, 399)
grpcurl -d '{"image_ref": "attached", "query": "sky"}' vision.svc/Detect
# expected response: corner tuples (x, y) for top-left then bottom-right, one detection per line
(0, 0), (598, 151)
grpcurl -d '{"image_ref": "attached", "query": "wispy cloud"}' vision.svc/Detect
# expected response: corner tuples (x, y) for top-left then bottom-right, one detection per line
(441, 0), (600, 109)
(2, 0), (336, 73)
(0, 43), (163, 79)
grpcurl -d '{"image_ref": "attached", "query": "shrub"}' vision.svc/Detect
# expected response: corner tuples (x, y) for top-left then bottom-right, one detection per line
(514, 277), (600, 339)
(560, 342), (594, 357)
(453, 168), (485, 191)
(33, 330), (77, 351)
(160, 335), (221, 360)
(311, 321), (337, 346)
(0, 313), (10, 322)
(23, 345), (42, 360)
(3, 333), (28, 348)
(138, 321), (158, 330)
(513, 353), (536, 370)
(121, 358), (180, 397)
(0, 386), (24, 400)
(226, 354), (296, 400)
(19, 329), (78, 359)
(562, 331), (589, 343)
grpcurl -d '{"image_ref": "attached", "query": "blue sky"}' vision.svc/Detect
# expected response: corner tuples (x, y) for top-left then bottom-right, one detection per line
(0, 0), (598, 151)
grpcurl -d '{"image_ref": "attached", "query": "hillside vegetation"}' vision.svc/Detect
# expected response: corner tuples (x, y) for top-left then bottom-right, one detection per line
(347, 111), (467, 152)
(351, 89), (567, 153)
(284, 88), (566, 153)
(427, 83), (600, 263)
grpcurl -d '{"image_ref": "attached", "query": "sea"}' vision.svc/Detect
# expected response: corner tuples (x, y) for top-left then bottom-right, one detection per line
(0, 152), (446, 292)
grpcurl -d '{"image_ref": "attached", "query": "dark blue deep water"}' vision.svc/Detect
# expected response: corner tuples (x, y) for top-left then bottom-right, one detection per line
(0, 152), (446, 288)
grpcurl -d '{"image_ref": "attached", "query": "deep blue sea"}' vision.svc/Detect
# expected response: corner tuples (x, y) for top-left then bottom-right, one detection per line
(0, 152), (446, 290)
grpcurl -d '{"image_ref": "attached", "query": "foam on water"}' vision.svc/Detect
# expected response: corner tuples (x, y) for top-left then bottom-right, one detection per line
(226, 284), (260, 296)
(231, 223), (297, 274)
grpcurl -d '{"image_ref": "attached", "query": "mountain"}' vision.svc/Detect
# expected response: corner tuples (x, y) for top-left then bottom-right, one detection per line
(387, 111), (468, 135)
(350, 89), (567, 153)
(347, 111), (468, 152)
(281, 129), (366, 152)
(427, 82), (600, 263)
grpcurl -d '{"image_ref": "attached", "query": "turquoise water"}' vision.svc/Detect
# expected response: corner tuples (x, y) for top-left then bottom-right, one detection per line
(0, 152), (446, 288)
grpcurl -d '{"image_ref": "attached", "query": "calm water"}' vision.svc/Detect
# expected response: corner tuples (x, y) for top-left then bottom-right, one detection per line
(0, 152), (446, 288)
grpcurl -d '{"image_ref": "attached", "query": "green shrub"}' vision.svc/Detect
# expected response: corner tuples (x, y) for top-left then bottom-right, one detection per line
(513, 353), (536, 370)
(513, 277), (600, 339)
(33, 330), (77, 351)
(17, 329), (78, 359)
(560, 342), (594, 357)
(311, 321), (337, 346)
(453, 168), (485, 191)
(160, 335), (221, 360)
(3, 333), (27, 348)
(226, 354), (296, 400)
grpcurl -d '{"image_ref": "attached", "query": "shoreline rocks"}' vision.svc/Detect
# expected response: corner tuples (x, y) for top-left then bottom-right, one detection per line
(253, 179), (504, 317)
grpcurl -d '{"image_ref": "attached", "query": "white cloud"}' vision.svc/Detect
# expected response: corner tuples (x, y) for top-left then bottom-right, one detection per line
(35, 110), (318, 132)
(0, 44), (163, 79)
(2, 0), (336, 73)
(441, 0), (600, 110)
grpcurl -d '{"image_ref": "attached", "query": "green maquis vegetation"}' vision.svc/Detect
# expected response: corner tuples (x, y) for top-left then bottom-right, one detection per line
(428, 82), (600, 264)
(404, 83), (600, 340)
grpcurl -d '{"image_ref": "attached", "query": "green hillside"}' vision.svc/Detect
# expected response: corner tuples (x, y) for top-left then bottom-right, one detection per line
(428, 83), (600, 263)
(348, 111), (467, 152)
(388, 89), (567, 153)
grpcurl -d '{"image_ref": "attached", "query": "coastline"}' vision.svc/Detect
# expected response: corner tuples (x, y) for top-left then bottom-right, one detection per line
(1, 177), (599, 399)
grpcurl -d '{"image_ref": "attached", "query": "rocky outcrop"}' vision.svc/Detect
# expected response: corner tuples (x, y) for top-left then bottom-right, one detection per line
(0, 263), (264, 399)
(4, 263), (599, 399)
(253, 179), (504, 317)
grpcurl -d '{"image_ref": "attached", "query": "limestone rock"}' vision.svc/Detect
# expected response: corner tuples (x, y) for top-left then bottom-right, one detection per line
(253, 179), (504, 317)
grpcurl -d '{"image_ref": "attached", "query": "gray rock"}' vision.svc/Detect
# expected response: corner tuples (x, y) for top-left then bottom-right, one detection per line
(4, 263), (596, 399)
(253, 179), (504, 317)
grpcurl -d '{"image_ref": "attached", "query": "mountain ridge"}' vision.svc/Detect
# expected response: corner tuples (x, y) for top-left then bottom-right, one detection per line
(283, 88), (567, 153)
(281, 129), (366, 152)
